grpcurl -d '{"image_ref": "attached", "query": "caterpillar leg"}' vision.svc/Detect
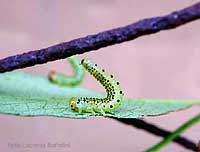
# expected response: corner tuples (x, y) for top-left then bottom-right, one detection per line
(100, 109), (106, 116)
(78, 107), (83, 114)
(87, 107), (96, 115)
(77, 107), (96, 115)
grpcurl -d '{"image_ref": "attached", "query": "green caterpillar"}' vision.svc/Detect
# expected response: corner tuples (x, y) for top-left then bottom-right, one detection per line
(48, 56), (84, 87)
(69, 59), (124, 115)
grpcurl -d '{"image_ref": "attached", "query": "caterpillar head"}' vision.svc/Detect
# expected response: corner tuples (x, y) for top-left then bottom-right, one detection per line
(81, 59), (91, 68)
(69, 97), (78, 112)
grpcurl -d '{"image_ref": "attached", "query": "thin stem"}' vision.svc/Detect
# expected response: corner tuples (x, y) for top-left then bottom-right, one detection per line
(146, 114), (200, 152)
(116, 118), (197, 151)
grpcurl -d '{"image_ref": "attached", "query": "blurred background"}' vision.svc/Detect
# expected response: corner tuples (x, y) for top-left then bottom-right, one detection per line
(0, 0), (199, 151)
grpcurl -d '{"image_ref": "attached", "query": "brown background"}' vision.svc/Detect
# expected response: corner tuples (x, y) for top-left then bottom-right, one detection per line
(0, 1), (199, 152)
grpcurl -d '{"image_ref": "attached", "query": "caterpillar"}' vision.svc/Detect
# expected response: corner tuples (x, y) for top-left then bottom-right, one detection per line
(48, 56), (85, 87)
(69, 59), (124, 115)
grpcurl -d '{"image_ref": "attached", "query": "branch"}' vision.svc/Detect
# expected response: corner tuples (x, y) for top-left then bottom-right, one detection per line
(115, 118), (197, 151)
(0, 2), (200, 73)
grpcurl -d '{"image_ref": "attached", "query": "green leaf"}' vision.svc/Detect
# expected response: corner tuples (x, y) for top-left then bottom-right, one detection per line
(0, 72), (199, 119)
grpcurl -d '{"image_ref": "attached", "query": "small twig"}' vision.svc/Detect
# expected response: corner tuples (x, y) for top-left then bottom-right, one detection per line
(0, 2), (200, 73)
(116, 118), (197, 151)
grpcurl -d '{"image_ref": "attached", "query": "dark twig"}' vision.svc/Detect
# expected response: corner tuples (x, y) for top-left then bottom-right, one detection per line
(115, 118), (197, 151)
(0, 2), (200, 73)
(197, 141), (200, 152)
